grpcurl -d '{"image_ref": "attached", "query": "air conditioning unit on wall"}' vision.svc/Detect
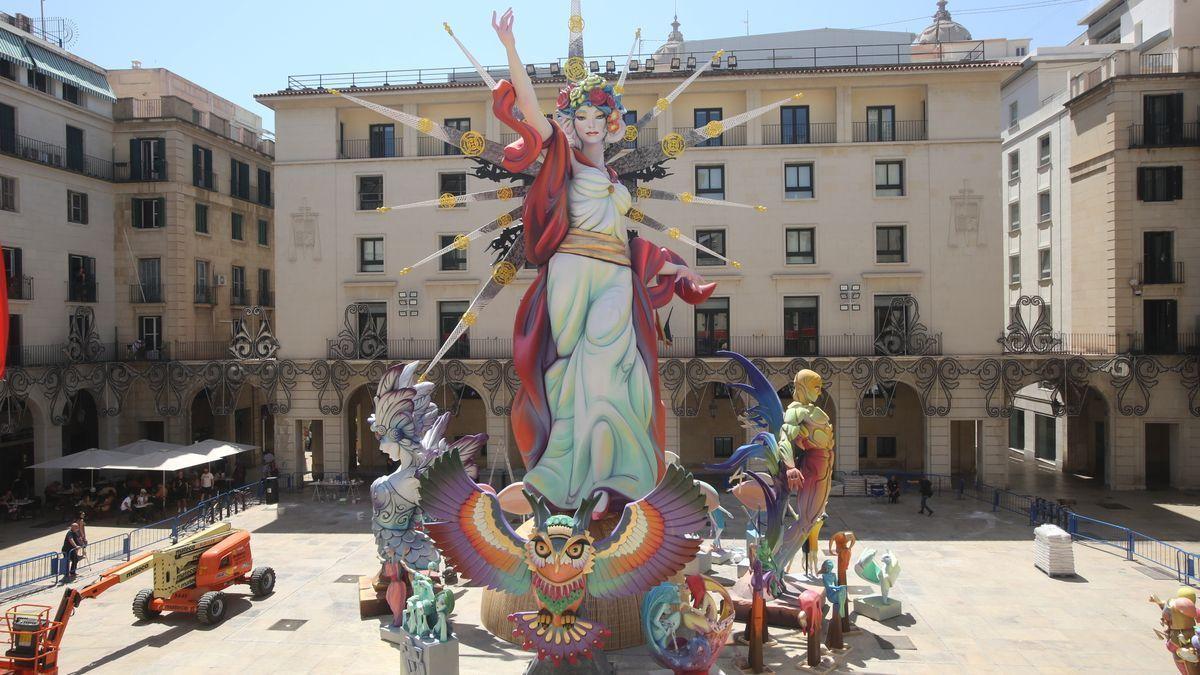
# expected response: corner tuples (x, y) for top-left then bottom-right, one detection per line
(214, 274), (227, 286)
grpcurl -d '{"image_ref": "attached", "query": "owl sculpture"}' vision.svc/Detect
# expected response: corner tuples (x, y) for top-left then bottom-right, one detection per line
(418, 450), (708, 665)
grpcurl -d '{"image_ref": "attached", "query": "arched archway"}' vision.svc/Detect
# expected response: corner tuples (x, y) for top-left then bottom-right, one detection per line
(432, 383), (487, 476)
(62, 391), (98, 455)
(345, 384), (384, 477)
(1, 402), (35, 494)
(190, 389), (215, 443)
(1066, 386), (1110, 485)
(679, 382), (743, 470)
(858, 382), (925, 473)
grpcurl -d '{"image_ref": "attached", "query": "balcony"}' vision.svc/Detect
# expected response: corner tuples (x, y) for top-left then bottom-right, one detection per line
(0, 134), (113, 180)
(417, 136), (464, 157)
(852, 121), (927, 142)
(114, 160), (169, 182)
(6, 275), (33, 301)
(257, 289), (274, 307)
(170, 341), (229, 361)
(662, 334), (943, 358)
(761, 123), (837, 145)
(1128, 123), (1200, 148)
(114, 96), (274, 158)
(193, 170), (218, 191)
(338, 138), (403, 159)
(128, 282), (163, 303)
(1127, 332), (1200, 356)
(230, 287), (250, 307)
(674, 126), (747, 147)
(194, 283), (215, 305)
(1138, 261), (1185, 285)
(1000, 332), (1122, 355)
(68, 279), (97, 303)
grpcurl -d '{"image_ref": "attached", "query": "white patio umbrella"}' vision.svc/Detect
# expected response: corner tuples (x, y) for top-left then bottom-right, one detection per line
(111, 439), (185, 456)
(28, 448), (138, 487)
(182, 439), (257, 462)
(105, 449), (218, 511)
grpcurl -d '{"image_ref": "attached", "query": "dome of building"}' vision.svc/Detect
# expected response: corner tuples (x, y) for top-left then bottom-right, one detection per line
(914, 1), (973, 44)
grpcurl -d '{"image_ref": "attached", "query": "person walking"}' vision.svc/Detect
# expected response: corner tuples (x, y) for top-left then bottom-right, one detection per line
(61, 522), (84, 583)
(200, 466), (215, 500)
(917, 477), (934, 516)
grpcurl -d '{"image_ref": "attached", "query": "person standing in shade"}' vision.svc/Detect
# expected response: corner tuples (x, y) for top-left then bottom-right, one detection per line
(61, 522), (83, 583)
(200, 466), (215, 500)
(916, 477), (934, 516)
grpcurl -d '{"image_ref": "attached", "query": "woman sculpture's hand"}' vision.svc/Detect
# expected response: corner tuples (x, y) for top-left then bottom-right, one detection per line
(674, 266), (704, 287)
(492, 8), (516, 48)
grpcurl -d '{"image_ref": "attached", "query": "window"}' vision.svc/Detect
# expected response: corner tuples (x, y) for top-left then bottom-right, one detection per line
(0, 60), (13, 81)
(195, 260), (211, 303)
(875, 225), (905, 263)
(195, 203), (209, 234)
(138, 316), (162, 351)
(784, 163), (814, 199)
(192, 145), (214, 189)
(443, 118), (470, 155)
(28, 69), (47, 93)
(1009, 254), (1021, 284)
(866, 106), (895, 141)
(1009, 100), (1019, 127)
(1016, 46), (1027, 57)
(1143, 93), (1183, 146)
(1137, 166), (1182, 202)
(438, 172), (467, 204)
(230, 159), (251, 199)
(693, 108), (723, 147)
(1008, 150), (1020, 180)
(695, 229), (725, 266)
(1038, 134), (1051, 165)
(67, 191), (88, 224)
(875, 436), (898, 459)
(369, 124), (397, 158)
(258, 268), (272, 306)
(4, 246), (22, 300)
(231, 212), (244, 241)
(1144, 231), (1176, 284)
(780, 106), (810, 144)
(1009, 201), (1020, 232)
(132, 197), (165, 229)
(1038, 190), (1051, 221)
(136, 258), (161, 302)
(61, 83), (80, 105)
(359, 237), (384, 273)
(783, 296), (818, 356)
(257, 168), (272, 206)
(439, 300), (471, 358)
(129, 138), (165, 181)
(1009, 411), (1026, 450)
(785, 227), (815, 265)
(1034, 414), (1056, 461)
(859, 437), (868, 459)
(713, 436), (734, 458)
(65, 126), (83, 172)
(439, 234), (468, 271)
(231, 266), (246, 305)
(874, 160), (904, 196)
(68, 254), (96, 302)
(1039, 248), (1052, 280)
(695, 165), (724, 199)
(257, 219), (269, 246)
(358, 302), (388, 355)
(358, 175), (383, 211)
(0, 175), (14, 211)
(873, 297), (909, 355)
(695, 297), (730, 356)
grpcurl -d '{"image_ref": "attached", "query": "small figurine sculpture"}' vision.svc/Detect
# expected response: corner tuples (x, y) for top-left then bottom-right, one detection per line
(403, 573), (437, 636)
(369, 363), (486, 572)
(383, 555), (411, 627)
(642, 575), (735, 675)
(418, 451), (708, 667)
(819, 559), (847, 620)
(853, 548), (903, 622)
(827, 531), (856, 588)
(433, 589), (456, 643)
(709, 504), (733, 555)
(803, 514), (828, 577)
(1151, 587), (1199, 674)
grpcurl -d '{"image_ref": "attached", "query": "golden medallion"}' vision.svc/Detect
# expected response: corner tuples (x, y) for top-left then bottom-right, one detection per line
(636, 186), (651, 199)
(679, 192), (694, 204)
(623, 125), (638, 142)
(667, 227), (681, 239)
(497, 186), (514, 201)
(754, 205), (767, 212)
(459, 130), (485, 157)
(438, 193), (458, 209)
(452, 234), (470, 251)
(565, 57), (588, 82)
(627, 208), (644, 223)
(654, 97), (670, 113)
(491, 261), (517, 285)
(460, 311), (477, 327)
(498, 213), (514, 227)
(399, 267), (412, 276)
(703, 120), (724, 138)
(417, 118), (433, 134)
(567, 14), (584, 33)
(660, 132), (686, 158)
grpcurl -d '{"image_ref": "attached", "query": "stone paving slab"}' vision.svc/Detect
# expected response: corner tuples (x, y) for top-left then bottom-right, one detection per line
(0, 491), (1191, 674)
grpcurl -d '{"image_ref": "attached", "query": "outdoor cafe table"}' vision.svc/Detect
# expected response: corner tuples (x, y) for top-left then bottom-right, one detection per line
(311, 479), (363, 503)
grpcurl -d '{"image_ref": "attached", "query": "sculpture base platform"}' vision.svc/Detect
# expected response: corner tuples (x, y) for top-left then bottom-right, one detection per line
(705, 547), (734, 564)
(523, 650), (612, 675)
(729, 572), (826, 630)
(384, 627), (459, 675)
(684, 551), (713, 575)
(853, 596), (902, 621)
(359, 575), (390, 619)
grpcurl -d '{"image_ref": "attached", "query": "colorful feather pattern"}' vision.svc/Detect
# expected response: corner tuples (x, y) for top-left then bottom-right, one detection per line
(716, 350), (784, 434)
(419, 451), (531, 595)
(589, 463), (708, 599)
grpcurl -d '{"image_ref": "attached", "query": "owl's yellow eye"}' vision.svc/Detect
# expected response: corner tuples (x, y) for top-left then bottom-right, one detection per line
(566, 542), (585, 559)
(534, 540), (552, 558)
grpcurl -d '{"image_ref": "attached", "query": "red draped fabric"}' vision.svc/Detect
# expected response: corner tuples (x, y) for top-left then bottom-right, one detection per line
(493, 81), (715, 496)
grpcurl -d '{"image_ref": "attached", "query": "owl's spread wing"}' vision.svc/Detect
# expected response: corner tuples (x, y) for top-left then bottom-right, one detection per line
(589, 464), (708, 599)
(418, 450), (530, 595)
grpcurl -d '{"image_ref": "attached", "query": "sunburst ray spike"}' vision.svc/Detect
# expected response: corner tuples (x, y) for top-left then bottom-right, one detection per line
(625, 208), (742, 267)
(376, 186), (528, 212)
(396, 206), (524, 275)
(635, 187), (766, 211)
(631, 49), (722, 131)
(567, 0), (585, 60)
(613, 28), (640, 95)
(444, 22), (497, 89)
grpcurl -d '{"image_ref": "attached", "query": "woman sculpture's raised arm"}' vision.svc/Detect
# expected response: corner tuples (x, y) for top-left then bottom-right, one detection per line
(492, 8), (553, 142)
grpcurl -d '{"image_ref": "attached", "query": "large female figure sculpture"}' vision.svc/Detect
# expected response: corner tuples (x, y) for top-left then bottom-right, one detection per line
(490, 9), (714, 515)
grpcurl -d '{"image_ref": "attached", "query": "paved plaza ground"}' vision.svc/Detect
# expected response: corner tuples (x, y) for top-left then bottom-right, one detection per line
(1, 469), (1198, 674)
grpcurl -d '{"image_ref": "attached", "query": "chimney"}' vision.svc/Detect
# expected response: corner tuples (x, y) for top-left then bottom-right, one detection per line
(14, 13), (32, 32)
(131, 60), (142, 69)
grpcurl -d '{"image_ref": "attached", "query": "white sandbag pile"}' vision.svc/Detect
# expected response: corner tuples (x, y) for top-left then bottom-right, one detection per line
(1034, 523), (1075, 577)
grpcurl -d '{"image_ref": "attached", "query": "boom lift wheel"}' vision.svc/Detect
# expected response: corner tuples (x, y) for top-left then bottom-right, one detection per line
(132, 588), (160, 621)
(249, 566), (276, 597)
(196, 590), (228, 625)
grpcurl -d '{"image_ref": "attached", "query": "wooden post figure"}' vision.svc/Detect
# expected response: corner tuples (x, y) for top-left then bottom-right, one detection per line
(827, 531), (856, 631)
(748, 550), (767, 673)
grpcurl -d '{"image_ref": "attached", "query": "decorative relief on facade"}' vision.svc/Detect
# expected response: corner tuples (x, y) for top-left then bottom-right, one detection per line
(289, 202), (322, 262)
(63, 306), (104, 363)
(949, 179), (983, 251)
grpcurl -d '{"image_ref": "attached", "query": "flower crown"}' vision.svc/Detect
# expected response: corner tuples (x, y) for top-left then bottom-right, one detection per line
(556, 73), (624, 119)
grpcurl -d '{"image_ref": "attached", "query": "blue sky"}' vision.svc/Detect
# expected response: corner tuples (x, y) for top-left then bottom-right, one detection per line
(11, 0), (1095, 129)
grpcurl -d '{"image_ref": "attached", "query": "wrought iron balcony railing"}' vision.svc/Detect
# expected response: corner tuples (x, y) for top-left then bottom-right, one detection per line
(193, 170), (217, 191)
(0, 134), (113, 180)
(852, 120), (927, 142)
(6, 275), (33, 301)
(1128, 123), (1200, 148)
(673, 126), (747, 147)
(129, 282), (163, 303)
(114, 160), (168, 182)
(258, 289), (274, 307)
(761, 122), (837, 145)
(1126, 332), (1200, 356)
(230, 287), (250, 306)
(338, 138), (402, 159)
(194, 283), (216, 305)
(68, 279), (97, 303)
(1138, 261), (1185, 285)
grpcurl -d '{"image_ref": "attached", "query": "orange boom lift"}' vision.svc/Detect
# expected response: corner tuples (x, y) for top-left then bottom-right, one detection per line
(0, 523), (275, 674)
